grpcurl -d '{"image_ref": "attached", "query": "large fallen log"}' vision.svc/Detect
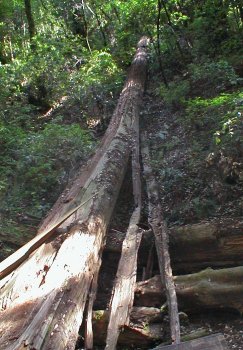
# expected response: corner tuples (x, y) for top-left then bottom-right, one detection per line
(0, 37), (149, 350)
(135, 266), (243, 313)
(105, 218), (243, 271)
(169, 218), (243, 271)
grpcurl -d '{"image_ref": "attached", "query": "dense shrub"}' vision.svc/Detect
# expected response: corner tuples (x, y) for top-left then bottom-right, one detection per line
(1, 123), (95, 216)
(189, 60), (239, 96)
(156, 79), (190, 109)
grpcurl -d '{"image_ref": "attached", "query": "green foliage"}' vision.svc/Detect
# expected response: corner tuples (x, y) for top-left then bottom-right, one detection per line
(188, 0), (243, 56)
(185, 94), (232, 129)
(1, 123), (95, 216)
(0, 123), (26, 197)
(104, 0), (156, 64)
(189, 60), (239, 96)
(182, 91), (243, 167)
(156, 79), (190, 108)
(213, 92), (243, 147)
(71, 50), (123, 99)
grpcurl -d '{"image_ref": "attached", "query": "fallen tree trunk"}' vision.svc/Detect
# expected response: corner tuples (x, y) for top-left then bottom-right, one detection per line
(135, 266), (243, 313)
(105, 218), (243, 271)
(5, 217), (243, 273)
(169, 217), (243, 271)
(151, 333), (229, 350)
(105, 97), (143, 349)
(0, 37), (149, 350)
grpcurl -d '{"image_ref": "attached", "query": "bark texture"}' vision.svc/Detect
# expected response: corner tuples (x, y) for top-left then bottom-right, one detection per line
(169, 218), (243, 271)
(0, 37), (149, 350)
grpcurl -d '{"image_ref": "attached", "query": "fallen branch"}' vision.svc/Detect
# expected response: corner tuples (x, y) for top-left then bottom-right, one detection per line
(141, 133), (180, 345)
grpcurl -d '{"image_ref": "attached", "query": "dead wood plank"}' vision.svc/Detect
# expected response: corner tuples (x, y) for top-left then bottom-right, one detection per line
(141, 134), (180, 344)
(151, 333), (229, 350)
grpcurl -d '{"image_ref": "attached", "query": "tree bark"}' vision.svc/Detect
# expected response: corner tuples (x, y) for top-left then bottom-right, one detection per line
(0, 37), (149, 350)
(135, 266), (243, 313)
(141, 134), (180, 345)
(84, 261), (100, 349)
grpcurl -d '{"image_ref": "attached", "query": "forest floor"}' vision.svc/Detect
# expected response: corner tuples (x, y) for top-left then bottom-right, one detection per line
(184, 311), (243, 350)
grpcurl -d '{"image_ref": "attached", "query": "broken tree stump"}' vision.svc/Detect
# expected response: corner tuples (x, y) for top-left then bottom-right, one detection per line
(92, 307), (164, 348)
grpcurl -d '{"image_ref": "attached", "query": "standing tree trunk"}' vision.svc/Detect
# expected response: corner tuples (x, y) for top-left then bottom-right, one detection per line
(24, 0), (36, 42)
(156, 0), (168, 87)
(0, 37), (149, 350)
